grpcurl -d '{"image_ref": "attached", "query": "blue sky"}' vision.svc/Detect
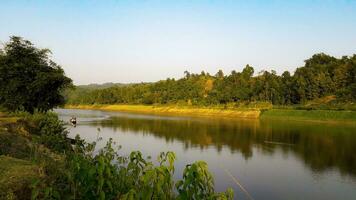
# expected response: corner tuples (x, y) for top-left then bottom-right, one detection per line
(1, 0), (356, 84)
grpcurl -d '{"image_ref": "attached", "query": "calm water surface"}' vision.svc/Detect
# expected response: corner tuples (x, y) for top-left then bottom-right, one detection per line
(55, 109), (356, 200)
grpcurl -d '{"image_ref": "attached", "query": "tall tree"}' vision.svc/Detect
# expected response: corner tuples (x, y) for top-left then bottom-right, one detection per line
(0, 36), (72, 113)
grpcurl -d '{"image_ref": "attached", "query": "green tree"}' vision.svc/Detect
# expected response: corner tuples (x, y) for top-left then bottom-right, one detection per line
(0, 36), (72, 113)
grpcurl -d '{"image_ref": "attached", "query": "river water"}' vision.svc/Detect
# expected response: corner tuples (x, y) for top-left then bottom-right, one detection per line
(55, 108), (356, 200)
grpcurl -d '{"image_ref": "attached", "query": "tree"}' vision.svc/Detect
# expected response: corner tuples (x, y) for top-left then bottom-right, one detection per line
(215, 69), (224, 79)
(0, 36), (72, 113)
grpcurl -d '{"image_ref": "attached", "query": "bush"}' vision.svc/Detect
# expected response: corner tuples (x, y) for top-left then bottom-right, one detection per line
(33, 138), (233, 200)
(176, 161), (234, 199)
(15, 112), (72, 153)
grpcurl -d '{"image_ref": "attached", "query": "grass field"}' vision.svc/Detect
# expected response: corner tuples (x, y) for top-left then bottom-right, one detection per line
(261, 109), (356, 122)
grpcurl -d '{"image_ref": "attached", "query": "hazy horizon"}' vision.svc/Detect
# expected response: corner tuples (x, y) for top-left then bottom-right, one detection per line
(1, 0), (356, 85)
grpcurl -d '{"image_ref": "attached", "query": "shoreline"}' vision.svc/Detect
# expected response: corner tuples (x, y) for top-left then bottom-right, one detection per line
(65, 104), (261, 119)
(64, 104), (356, 123)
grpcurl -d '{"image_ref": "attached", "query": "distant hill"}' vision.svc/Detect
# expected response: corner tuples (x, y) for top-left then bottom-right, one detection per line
(76, 82), (130, 90)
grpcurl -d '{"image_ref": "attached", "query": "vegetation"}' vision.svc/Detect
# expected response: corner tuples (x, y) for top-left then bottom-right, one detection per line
(77, 83), (130, 90)
(0, 36), (72, 113)
(65, 53), (356, 108)
(0, 112), (233, 200)
(0, 156), (41, 200)
(261, 109), (356, 122)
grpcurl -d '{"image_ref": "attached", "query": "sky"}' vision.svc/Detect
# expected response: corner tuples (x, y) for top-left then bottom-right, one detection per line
(1, 0), (356, 85)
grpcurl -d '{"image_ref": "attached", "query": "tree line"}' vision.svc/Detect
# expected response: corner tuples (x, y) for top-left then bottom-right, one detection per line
(66, 53), (356, 106)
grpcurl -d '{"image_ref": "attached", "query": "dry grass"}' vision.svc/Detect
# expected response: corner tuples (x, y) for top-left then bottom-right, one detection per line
(0, 113), (18, 124)
(66, 104), (261, 119)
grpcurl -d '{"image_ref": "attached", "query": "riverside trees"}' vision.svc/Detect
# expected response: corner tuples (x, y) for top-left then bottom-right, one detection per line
(0, 36), (72, 113)
(66, 53), (356, 106)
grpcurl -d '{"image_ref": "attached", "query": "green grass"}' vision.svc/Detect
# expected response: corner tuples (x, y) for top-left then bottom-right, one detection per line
(0, 131), (33, 159)
(273, 96), (356, 111)
(0, 156), (40, 200)
(0, 113), (32, 159)
(0, 114), (38, 199)
(261, 109), (356, 122)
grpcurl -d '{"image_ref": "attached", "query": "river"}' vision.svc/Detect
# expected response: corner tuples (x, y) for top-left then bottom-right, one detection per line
(55, 108), (356, 200)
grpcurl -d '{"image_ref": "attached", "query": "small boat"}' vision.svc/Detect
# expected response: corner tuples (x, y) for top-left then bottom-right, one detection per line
(70, 117), (77, 126)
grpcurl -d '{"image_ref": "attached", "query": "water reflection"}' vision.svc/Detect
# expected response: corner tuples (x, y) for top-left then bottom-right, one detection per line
(56, 109), (356, 200)
(88, 115), (356, 177)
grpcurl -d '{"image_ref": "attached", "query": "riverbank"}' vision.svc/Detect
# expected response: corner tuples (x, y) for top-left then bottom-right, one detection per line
(261, 109), (356, 123)
(65, 104), (356, 122)
(0, 113), (42, 199)
(65, 104), (261, 119)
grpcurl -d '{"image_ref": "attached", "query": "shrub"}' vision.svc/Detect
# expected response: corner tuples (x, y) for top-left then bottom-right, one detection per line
(16, 112), (72, 153)
(32, 138), (233, 200)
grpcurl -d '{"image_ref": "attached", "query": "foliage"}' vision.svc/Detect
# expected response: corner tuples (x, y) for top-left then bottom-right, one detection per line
(66, 53), (356, 107)
(45, 138), (233, 200)
(17, 112), (72, 153)
(0, 36), (72, 113)
(1, 112), (233, 199)
(176, 161), (234, 200)
(0, 130), (32, 159)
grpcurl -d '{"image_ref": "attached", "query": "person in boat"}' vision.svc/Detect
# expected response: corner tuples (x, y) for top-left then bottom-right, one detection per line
(70, 117), (77, 126)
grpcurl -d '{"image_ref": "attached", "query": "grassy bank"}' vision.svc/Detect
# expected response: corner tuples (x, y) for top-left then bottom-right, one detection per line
(65, 104), (261, 119)
(261, 109), (356, 122)
(0, 156), (41, 199)
(65, 104), (356, 122)
(0, 112), (64, 199)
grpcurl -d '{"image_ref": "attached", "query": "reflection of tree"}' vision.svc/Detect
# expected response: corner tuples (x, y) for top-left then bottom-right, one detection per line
(90, 118), (259, 159)
(90, 117), (356, 177)
(258, 120), (356, 177)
